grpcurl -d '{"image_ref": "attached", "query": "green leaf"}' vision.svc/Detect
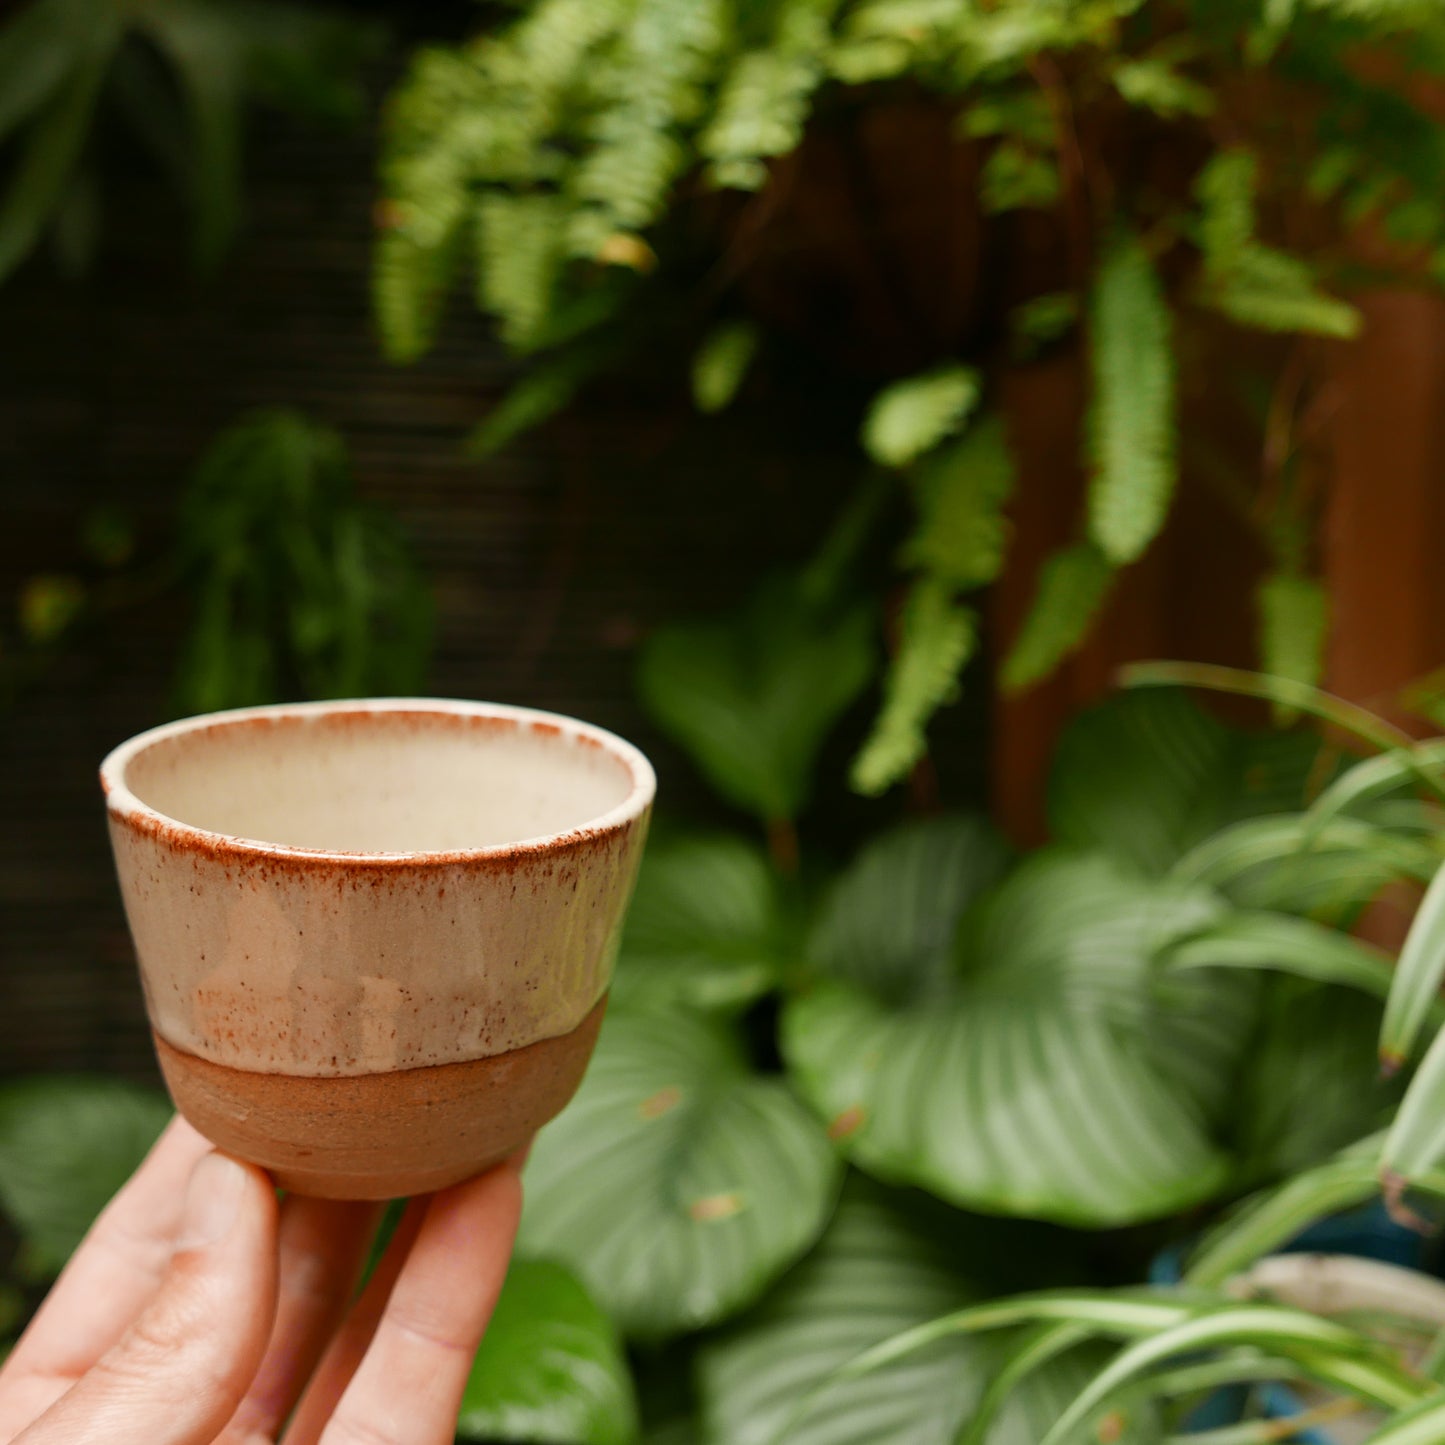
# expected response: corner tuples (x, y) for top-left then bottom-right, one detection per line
(0, 0), (83, 144)
(0, 1077), (170, 1275)
(1309, 741), (1445, 832)
(698, 1183), (1149, 1445)
(475, 191), (568, 349)
(1039, 1305), (1418, 1445)
(1381, 862), (1445, 1067)
(1196, 149), (1256, 273)
(637, 577), (876, 823)
(999, 541), (1114, 692)
(1111, 57), (1214, 117)
(692, 320), (759, 414)
(1047, 686), (1325, 879)
(613, 834), (790, 1012)
(0, 20), (114, 285)
(1162, 912), (1398, 1002)
(804, 815), (1011, 1004)
(899, 416), (1016, 589)
(701, 0), (838, 190)
(1258, 572), (1329, 715)
(457, 1257), (637, 1445)
(466, 347), (597, 456)
(1357, 1391), (1445, 1444)
(849, 582), (975, 796)
(980, 142), (1060, 213)
(520, 1006), (841, 1337)
(1229, 980), (1397, 1184)
(1085, 231), (1177, 564)
(1203, 245), (1362, 339)
(139, 0), (246, 271)
(1383, 1014), (1445, 1187)
(1185, 1136), (1388, 1287)
(783, 849), (1254, 1225)
(862, 365), (981, 468)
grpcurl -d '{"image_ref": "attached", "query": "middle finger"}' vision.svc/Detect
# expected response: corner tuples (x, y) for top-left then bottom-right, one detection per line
(216, 1195), (383, 1445)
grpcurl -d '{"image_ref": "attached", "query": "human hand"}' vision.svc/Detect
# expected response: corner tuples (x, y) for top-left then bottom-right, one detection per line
(0, 1117), (523, 1445)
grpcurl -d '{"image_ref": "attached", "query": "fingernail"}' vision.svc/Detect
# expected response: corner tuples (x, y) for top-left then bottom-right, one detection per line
(179, 1153), (246, 1250)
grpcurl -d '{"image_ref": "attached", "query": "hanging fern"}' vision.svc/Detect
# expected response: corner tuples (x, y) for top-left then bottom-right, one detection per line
(1002, 541), (1115, 693)
(701, 0), (841, 191)
(1085, 231), (1177, 566)
(851, 579), (977, 795)
(1258, 572), (1330, 717)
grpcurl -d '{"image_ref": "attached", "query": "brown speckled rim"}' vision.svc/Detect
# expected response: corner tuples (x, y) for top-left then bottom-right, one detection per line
(100, 697), (656, 866)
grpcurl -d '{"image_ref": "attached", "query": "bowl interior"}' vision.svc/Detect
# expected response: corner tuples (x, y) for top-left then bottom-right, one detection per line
(113, 706), (640, 854)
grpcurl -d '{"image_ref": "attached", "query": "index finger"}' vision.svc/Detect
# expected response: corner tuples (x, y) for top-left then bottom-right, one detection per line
(0, 1116), (211, 1435)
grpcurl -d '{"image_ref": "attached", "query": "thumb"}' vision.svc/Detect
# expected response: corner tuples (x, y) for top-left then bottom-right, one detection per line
(18, 1152), (279, 1445)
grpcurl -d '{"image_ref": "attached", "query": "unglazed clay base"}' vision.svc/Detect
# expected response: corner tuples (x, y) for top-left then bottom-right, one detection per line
(155, 995), (607, 1198)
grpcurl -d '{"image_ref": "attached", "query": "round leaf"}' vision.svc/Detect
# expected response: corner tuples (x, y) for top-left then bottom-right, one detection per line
(637, 578), (875, 823)
(521, 1007), (841, 1337)
(699, 1182), (1155, 1445)
(0, 1076), (170, 1274)
(614, 835), (790, 1012)
(1048, 687), (1328, 879)
(805, 814), (1010, 1002)
(785, 850), (1256, 1225)
(457, 1257), (636, 1445)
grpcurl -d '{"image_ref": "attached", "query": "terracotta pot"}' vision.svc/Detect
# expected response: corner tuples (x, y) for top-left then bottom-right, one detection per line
(100, 699), (654, 1198)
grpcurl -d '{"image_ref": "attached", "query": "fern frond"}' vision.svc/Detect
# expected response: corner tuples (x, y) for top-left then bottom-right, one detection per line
(1001, 540), (1114, 692)
(862, 364), (981, 468)
(901, 415), (1015, 590)
(567, 0), (730, 256)
(850, 578), (976, 796)
(1258, 571), (1329, 719)
(1194, 149), (1361, 339)
(692, 319), (759, 412)
(466, 346), (600, 456)
(1111, 57), (1215, 118)
(702, 0), (838, 191)
(373, 205), (469, 363)
(475, 191), (567, 349)
(1202, 246), (1361, 337)
(1085, 231), (1177, 565)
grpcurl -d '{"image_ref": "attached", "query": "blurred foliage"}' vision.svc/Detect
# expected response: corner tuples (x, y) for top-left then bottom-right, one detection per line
(173, 409), (433, 713)
(376, 0), (1445, 793)
(0, 0), (380, 283)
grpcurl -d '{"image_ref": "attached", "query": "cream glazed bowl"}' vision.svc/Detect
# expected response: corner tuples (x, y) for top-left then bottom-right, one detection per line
(100, 698), (654, 1199)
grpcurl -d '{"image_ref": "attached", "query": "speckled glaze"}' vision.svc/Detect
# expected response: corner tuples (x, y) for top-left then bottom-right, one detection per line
(100, 699), (654, 1197)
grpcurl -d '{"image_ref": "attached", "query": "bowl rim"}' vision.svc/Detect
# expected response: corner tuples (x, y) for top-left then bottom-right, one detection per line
(100, 697), (656, 867)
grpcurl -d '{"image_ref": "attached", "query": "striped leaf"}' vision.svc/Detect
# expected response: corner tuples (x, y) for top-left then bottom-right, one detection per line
(999, 540), (1114, 693)
(458, 1258), (636, 1445)
(637, 576), (876, 824)
(521, 1006), (840, 1337)
(0, 1077), (170, 1274)
(1381, 861), (1445, 1067)
(613, 834), (792, 1012)
(783, 847), (1255, 1225)
(804, 815), (1011, 1003)
(698, 1185), (1154, 1445)
(1085, 231), (1177, 564)
(1049, 687), (1326, 880)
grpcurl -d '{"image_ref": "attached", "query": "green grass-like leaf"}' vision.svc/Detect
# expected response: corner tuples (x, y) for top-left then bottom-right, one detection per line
(1085, 232), (1177, 564)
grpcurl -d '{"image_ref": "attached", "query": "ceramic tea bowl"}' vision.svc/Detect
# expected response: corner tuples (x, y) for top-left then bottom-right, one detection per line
(100, 699), (654, 1198)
